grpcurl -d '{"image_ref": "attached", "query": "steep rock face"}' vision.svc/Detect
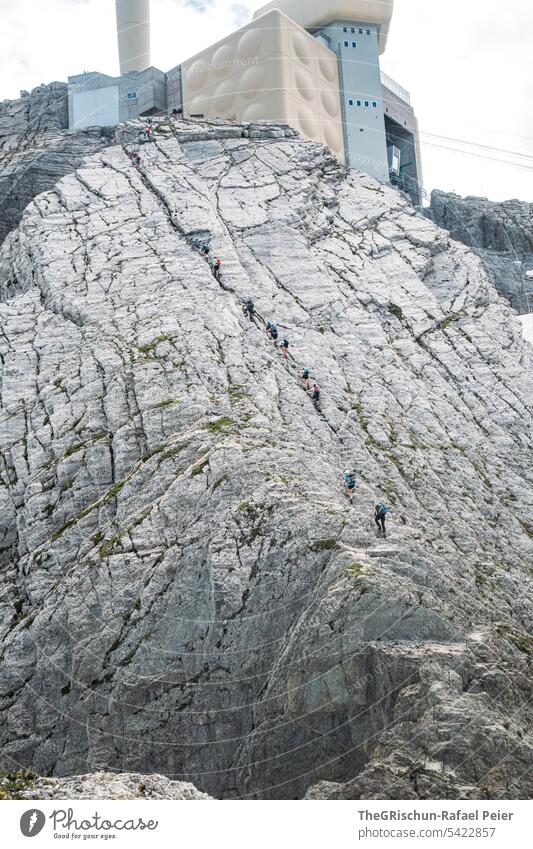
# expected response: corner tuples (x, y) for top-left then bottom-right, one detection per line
(0, 120), (531, 800)
(0, 84), (113, 247)
(428, 190), (533, 315)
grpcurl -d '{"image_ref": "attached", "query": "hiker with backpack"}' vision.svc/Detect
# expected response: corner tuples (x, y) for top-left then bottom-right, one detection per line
(375, 501), (389, 537)
(301, 368), (310, 391)
(266, 322), (279, 344)
(212, 258), (222, 280)
(312, 384), (321, 410)
(280, 339), (290, 358)
(344, 469), (357, 502)
(243, 299), (255, 322)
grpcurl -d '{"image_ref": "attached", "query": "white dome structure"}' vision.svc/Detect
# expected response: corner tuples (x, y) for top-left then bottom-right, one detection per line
(253, 0), (394, 53)
(115, 0), (151, 74)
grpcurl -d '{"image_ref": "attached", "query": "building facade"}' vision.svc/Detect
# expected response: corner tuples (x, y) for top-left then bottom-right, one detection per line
(68, 68), (166, 131)
(69, 0), (423, 204)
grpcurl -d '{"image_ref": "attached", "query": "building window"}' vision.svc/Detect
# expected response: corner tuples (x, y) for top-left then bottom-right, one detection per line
(372, 101), (377, 107)
(348, 99), (354, 106)
(359, 28), (363, 34)
(367, 29), (371, 35)
(360, 128), (364, 132)
(352, 41), (357, 47)
(351, 27), (355, 33)
(365, 101), (369, 107)
(344, 40), (349, 47)
(127, 91), (138, 100)
(356, 100), (362, 106)
(343, 27), (347, 32)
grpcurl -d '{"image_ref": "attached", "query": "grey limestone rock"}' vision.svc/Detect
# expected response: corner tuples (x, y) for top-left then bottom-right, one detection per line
(428, 190), (533, 315)
(4, 770), (210, 800)
(0, 84), (113, 247)
(0, 116), (531, 800)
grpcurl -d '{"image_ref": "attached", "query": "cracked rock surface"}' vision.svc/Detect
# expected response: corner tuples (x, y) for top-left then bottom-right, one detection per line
(428, 190), (533, 315)
(0, 117), (532, 800)
(0, 83), (113, 247)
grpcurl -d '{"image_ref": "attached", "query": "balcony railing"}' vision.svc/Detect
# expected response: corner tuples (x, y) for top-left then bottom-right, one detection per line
(381, 71), (411, 105)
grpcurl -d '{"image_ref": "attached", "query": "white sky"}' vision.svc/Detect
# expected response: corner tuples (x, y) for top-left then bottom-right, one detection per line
(1, 0), (532, 201)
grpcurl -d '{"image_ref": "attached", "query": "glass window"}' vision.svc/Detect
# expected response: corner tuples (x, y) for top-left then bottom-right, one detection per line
(351, 27), (355, 33)
(127, 91), (138, 100)
(372, 101), (377, 107)
(356, 100), (362, 106)
(365, 101), (369, 107)
(367, 29), (371, 35)
(348, 99), (354, 106)
(343, 27), (347, 32)
(344, 40), (349, 47)
(359, 28), (363, 34)
(352, 41), (357, 47)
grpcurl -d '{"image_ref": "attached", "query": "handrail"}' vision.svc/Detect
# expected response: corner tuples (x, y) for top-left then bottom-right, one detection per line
(381, 71), (411, 105)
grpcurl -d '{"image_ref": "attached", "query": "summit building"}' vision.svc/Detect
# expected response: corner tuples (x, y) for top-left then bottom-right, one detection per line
(68, 0), (423, 204)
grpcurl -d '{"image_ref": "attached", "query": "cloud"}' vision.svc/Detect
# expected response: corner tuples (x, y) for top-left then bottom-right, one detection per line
(183, 0), (215, 12)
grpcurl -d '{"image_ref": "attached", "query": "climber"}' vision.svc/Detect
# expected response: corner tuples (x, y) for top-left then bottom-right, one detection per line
(201, 244), (210, 256)
(266, 322), (279, 344)
(374, 501), (389, 537)
(301, 368), (310, 391)
(344, 469), (357, 502)
(212, 258), (222, 280)
(243, 299), (255, 321)
(312, 384), (321, 410)
(280, 339), (290, 358)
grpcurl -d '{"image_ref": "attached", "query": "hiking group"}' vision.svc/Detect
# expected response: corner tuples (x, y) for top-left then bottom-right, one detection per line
(204, 248), (388, 537)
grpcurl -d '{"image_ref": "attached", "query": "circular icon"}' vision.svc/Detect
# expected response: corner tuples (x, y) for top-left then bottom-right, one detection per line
(20, 809), (46, 838)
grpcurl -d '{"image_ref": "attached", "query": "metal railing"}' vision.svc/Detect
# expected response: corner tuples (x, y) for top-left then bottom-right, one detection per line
(381, 71), (411, 105)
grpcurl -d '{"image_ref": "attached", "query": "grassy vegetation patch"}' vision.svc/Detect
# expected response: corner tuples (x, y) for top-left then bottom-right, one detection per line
(388, 302), (404, 321)
(310, 539), (338, 553)
(237, 501), (257, 515)
(205, 417), (234, 433)
(228, 385), (250, 401)
(191, 459), (209, 476)
(475, 568), (488, 587)
(0, 770), (38, 800)
(138, 334), (172, 354)
(153, 399), (177, 410)
(346, 562), (366, 576)
(495, 625), (533, 656)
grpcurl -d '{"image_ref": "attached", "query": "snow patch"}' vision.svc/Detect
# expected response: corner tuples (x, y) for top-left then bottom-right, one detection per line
(519, 313), (533, 344)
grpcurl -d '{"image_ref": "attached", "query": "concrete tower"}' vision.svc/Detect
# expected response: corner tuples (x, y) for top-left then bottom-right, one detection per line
(115, 0), (151, 74)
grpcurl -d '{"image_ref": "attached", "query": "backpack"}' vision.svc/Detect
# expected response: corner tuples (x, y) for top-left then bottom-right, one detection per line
(302, 369), (309, 378)
(377, 502), (388, 515)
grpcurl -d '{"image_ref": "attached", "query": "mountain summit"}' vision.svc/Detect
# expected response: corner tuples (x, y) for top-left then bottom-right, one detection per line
(0, 113), (531, 800)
